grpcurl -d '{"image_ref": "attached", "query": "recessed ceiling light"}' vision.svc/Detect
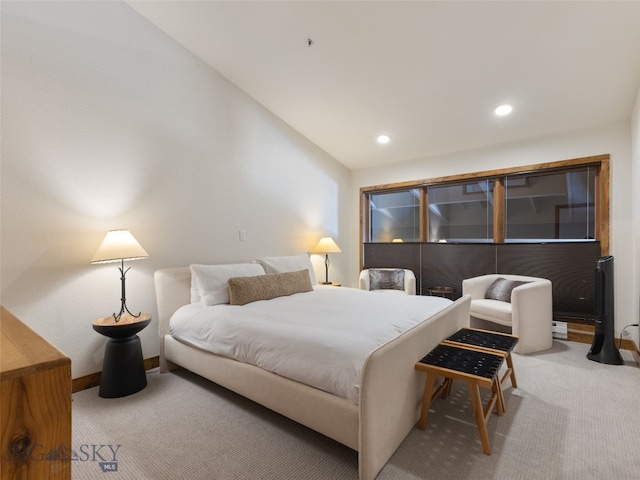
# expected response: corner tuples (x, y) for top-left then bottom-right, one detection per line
(377, 134), (390, 144)
(494, 104), (513, 116)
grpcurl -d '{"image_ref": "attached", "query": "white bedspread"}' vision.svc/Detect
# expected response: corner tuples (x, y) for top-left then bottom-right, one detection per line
(169, 286), (452, 404)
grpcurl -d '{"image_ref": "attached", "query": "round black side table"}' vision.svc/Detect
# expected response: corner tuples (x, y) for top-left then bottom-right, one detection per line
(92, 314), (151, 398)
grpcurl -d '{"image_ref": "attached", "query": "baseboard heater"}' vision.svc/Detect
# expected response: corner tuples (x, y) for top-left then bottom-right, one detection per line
(552, 321), (568, 339)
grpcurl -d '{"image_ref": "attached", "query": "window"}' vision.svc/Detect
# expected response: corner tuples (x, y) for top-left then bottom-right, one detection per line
(369, 189), (420, 242)
(428, 179), (494, 243)
(505, 168), (596, 242)
(361, 155), (608, 252)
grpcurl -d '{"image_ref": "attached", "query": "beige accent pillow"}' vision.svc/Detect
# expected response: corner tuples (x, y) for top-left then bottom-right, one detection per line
(228, 269), (313, 306)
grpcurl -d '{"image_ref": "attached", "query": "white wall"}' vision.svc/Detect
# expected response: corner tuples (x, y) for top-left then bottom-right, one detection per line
(0, 1), (352, 378)
(631, 85), (640, 349)
(351, 121), (635, 337)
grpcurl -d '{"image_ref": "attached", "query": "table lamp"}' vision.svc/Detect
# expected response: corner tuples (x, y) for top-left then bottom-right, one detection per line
(312, 237), (341, 285)
(91, 229), (149, 322)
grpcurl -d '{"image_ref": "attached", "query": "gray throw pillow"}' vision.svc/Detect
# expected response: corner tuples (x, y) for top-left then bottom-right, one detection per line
(485, 277), (530, 303)
(369, 269), (405, 291)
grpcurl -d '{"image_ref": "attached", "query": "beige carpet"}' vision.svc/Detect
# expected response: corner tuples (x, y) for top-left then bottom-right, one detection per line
(72, 341), (640, 479)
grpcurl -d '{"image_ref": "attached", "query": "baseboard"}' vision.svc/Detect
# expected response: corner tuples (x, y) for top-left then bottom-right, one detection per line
(566, 322), (594, 345)
(72, 356), (160, 393)
(565, 322), (638, 352)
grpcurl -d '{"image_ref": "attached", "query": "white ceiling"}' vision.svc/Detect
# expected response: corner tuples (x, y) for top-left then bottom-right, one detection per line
(127, 1), (640, 170)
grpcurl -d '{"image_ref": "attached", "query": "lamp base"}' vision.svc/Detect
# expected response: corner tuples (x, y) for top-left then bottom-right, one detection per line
(113, 304), (141, 323)
(113, 261), (141, 322)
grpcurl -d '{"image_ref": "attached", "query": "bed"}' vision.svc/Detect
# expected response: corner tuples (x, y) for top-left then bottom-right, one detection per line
(154, 256), (471, 480)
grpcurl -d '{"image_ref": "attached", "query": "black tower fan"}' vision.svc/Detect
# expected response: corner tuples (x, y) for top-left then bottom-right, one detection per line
(587, 255), (623, 365)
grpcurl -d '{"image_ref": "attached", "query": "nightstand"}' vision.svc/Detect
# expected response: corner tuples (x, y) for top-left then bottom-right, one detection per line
(93, 313), (151, 398)
(427, 286), (455, 299)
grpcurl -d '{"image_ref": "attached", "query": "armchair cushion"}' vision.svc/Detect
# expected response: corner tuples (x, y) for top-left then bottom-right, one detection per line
(359, 268), (416, 295)
(469, 299), (513, 325)
(485, 277), (531, 303)
(368, 269), (405, 291)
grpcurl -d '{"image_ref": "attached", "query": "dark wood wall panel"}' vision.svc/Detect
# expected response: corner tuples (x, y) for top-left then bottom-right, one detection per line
(496, 243), (601, 320)
(420, 244), (496, 298)
(362, 242), (601, 321)
(363, 243), (421, 293)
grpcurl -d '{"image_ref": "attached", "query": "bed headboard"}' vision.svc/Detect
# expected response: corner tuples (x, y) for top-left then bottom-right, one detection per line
(154, 266), (191, 346)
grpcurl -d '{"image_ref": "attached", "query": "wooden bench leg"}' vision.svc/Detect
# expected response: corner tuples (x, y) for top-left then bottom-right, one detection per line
(441, 377), (453, 399)
(505, 353), (517, 388)
(497, 353), (516, 413)
(467, 382), (491, 454)
(493, 378), (505, 416)
(418, 373), (437, 430)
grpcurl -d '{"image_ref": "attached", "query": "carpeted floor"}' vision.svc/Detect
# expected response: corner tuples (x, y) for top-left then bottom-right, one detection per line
(72, 340), (640, 479)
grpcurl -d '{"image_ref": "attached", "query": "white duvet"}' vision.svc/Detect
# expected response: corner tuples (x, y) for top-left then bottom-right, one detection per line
(170, 286), (452, 404)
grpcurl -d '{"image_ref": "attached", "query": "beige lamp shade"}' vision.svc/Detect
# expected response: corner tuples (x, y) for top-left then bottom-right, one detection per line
(312, 237), (342, 254)
(91, 230), (149, 264)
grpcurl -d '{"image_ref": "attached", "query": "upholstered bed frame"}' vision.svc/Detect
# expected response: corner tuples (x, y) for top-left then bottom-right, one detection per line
(154, 267), (470, 479)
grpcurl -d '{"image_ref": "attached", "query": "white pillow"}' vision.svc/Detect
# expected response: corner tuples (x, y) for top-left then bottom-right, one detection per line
(190, 275), (202, 304)
(190, 263), (266, 306)
(258, 254), (318, 285)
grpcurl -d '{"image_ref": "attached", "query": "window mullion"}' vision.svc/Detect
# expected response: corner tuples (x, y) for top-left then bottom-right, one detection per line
(493, 177), (505, 243)
(420, 187), (428, 242)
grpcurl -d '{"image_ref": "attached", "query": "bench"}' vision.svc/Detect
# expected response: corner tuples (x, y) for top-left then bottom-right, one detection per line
(415, 342), (507, 454)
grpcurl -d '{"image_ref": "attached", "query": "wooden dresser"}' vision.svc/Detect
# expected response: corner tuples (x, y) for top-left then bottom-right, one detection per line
(1, 307), (71, 479)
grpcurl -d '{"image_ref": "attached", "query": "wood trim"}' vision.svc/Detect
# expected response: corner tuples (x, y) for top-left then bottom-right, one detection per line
(360, 154), (609, 263)
(618, 338), (637, 352)
(565, 322), (637, 352)
(72, 371), (101, 393)
(72, 356), (160, 393)
(360, 154), (609, 193)
(566, 322), (595, 344)
(359, 193), (370, 269)
(597, 157), (610, 255)
(420, 188), (428, 242)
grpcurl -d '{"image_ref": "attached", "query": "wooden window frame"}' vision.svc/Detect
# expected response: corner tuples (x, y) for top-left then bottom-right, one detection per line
(360, 154), (610, 266)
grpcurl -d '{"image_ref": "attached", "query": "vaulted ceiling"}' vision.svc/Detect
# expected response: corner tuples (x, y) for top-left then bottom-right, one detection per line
(127, 1), (640, 170)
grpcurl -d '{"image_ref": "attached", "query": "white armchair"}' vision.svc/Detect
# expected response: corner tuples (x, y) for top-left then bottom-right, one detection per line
(359, 268), (416, 295)
(462, 274), (553, 354)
